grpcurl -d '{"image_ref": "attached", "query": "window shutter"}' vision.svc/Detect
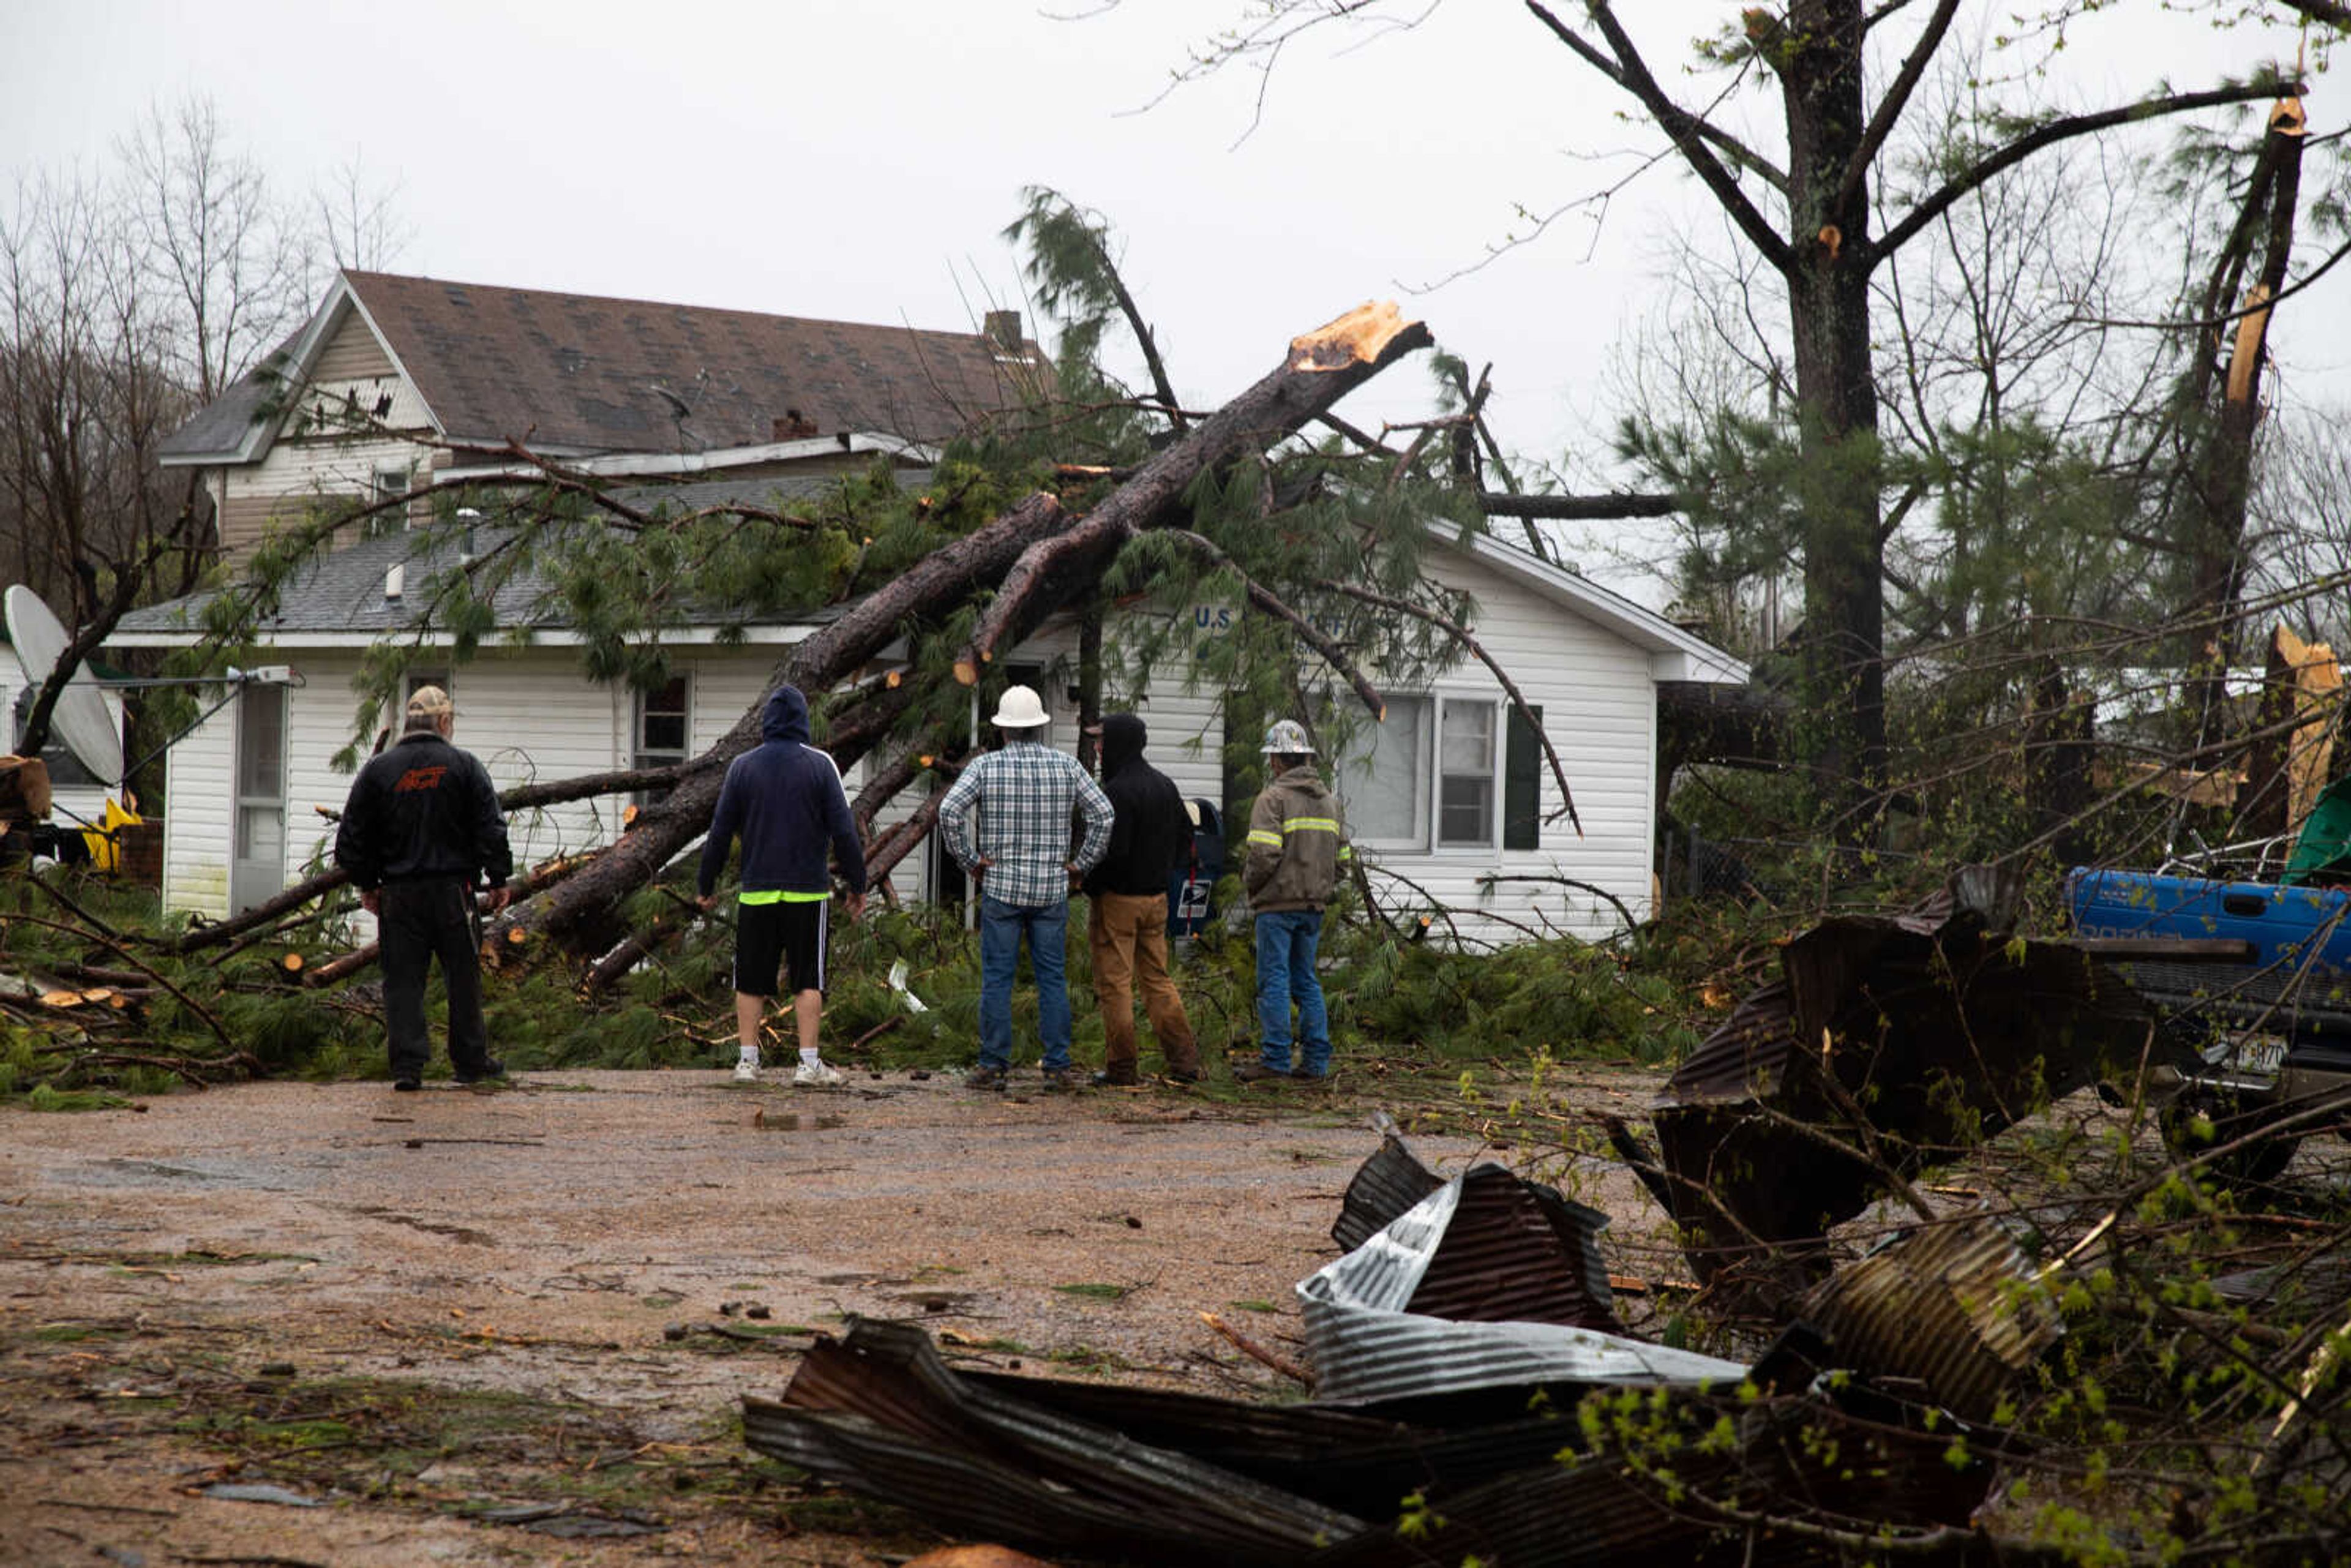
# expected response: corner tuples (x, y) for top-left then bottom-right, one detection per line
(1503, 704), (1543, 850)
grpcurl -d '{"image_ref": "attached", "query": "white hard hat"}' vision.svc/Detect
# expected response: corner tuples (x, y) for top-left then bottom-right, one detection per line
(1260, 718), (1313, 755)
(991, 684), (1050, 728)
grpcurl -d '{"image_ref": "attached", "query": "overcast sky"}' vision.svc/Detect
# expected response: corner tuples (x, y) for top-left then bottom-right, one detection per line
(6, 1), (2343, 591)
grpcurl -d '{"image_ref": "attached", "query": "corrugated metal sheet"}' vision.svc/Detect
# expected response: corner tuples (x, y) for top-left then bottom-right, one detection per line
(1651, 869), (2154, 1291)
(961, 1369), (1582, 1521)
(1300, 1171), (1745, 1405)
(748, 1321), (1365, 1566)
(1331, 1127), (1447, 1254)
(737, 1122), (2031, 1567)
(1798, 1217), (2062, 1421)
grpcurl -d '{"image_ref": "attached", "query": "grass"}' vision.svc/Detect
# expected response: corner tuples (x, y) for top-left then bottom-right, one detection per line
(4, 858), (1740, 1107)
(1052, 1281), (1130, 1301)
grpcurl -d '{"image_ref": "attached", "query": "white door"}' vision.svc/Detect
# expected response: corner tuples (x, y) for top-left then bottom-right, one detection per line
(230, 685), (287, 913)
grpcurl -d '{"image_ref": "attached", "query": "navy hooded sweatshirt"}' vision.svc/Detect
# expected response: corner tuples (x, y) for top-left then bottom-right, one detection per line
(696, 687), (868, 899)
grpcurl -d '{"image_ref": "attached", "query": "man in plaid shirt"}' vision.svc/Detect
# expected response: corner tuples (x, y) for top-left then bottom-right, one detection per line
(940, 684), (1114, 1089)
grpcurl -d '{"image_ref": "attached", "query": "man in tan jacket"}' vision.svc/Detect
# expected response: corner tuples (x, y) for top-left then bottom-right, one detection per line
(1239, 719), (1351, 1083)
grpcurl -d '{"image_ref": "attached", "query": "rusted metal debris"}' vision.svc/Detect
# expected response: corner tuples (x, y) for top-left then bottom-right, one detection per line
(1795, 1215), (2063, 1424)
(1331, 1117), (1617, 1330)
(741, 1129), (2066, 1566)
(1639, 866), (2156, 1293)
(746, 1319), (1370, 1567)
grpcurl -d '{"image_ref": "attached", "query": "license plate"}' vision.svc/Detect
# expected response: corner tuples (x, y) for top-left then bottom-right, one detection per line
(2202, 1034), (2288, 1078)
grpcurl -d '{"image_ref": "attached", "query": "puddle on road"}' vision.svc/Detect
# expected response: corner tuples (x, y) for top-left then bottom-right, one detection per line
(61, 1157), (248, 1189)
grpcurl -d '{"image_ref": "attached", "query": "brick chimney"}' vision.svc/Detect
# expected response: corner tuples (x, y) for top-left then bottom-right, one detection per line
(984, 309), (1024, 353)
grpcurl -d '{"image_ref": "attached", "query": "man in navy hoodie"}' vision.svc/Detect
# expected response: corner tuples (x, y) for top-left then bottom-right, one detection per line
(696, 685), (867, 1085)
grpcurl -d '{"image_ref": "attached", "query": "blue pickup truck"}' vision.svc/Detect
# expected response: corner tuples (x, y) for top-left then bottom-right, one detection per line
(2066, 861), (2351, 1179)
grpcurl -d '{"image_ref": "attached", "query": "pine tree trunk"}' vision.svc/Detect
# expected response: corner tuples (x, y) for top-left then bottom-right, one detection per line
(1775, 0), (1887, 814)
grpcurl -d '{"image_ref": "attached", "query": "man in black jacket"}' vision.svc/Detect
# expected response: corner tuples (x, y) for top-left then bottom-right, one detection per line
(334, 686), (514, 1090)
(1081, 714), (1201, 1086)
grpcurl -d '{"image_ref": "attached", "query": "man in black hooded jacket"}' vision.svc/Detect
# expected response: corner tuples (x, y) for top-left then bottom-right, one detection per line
(334, 685), (513, 1090)
(1081, 714), (1201, 1085)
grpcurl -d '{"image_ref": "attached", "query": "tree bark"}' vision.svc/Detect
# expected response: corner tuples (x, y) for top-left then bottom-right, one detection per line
(1768, 0), (1887, 812)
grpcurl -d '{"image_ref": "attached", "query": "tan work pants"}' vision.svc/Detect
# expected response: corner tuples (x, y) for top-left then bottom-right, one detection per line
(1089, 891), (1198, 1073)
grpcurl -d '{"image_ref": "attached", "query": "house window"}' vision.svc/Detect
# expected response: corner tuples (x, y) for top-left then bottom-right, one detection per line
(1438, 698), (1497, 846)
(363, 467), (411, 539)
(1330, 694), (1506, 852)
(1333, 696), (1430, 849)
(634, 675), (690, 804)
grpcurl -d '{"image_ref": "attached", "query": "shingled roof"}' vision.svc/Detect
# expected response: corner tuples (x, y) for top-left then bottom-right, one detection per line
(159, 271), (1045, 465)
(111, 471), (921, 644)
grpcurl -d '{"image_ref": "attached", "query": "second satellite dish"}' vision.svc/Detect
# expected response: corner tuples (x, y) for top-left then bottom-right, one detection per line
(4, 583), (126, 785)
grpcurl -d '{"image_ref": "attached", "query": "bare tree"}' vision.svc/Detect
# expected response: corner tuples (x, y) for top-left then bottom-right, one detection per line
(120, 95), (310, 403)
(5, 97), (379, 763)
(312, 151), (410, 274)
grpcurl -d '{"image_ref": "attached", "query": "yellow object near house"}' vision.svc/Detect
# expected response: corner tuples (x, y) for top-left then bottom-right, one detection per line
(80, 797), (143, 873)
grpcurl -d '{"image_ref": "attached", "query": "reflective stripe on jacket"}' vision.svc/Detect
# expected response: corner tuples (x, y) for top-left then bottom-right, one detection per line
(1243, 762), (1349, 913)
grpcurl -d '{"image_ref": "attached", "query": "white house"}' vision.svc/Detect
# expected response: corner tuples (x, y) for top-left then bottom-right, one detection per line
(123, 269), (1745, 943)
(109, 508), (1742, 943)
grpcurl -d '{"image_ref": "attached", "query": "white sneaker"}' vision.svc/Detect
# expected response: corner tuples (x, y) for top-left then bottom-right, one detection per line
(793, 1060), (845, 1087)
(732, 1058), (760, 1083)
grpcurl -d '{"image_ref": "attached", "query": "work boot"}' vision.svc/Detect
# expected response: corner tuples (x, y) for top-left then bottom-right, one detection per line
(1232, 1062), (1291, 1084)
(392, 1076), (422, 1092)
(1040, 1066), (1084, 1091)
(965, 1064), (1008, 1090)
(455, 1058), (506, 1085)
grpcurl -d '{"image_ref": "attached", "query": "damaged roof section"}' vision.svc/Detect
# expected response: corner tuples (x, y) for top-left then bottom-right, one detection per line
(1330, 1120), (1617, 1327)
(1642, 866), (2154, 1291)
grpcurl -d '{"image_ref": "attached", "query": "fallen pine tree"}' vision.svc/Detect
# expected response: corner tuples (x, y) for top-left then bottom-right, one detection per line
(486, 300), (1437, 959)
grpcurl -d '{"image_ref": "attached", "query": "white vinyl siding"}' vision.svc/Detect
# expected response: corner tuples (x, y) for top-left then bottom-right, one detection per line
(1347, 547), (1656, 943)
(160, 689), (236, 920)
(144, 535), (1681, 947)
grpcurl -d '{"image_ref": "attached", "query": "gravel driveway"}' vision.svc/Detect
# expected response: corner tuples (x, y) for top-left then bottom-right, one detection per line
(0, 1063), (1669, 1566)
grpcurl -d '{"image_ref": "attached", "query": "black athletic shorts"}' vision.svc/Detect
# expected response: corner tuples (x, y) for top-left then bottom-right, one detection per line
(733, 898), (829, 998)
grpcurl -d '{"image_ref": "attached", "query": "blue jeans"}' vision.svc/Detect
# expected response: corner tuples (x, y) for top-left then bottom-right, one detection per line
(978, 895), (1072, 1071)
(1255, 909), (1329, 1076)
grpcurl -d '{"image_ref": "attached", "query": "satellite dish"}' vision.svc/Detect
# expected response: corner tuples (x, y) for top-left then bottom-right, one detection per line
(4, 584), (125, 784)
